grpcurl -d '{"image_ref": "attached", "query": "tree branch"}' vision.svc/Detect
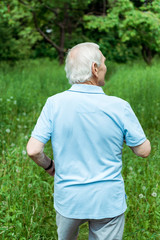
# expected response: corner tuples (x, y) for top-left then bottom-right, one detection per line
(18, 0), (34, 11)
(32, 11), (65, 53)
(18, 0), (28, 6)
(44, 5), (58, 16)
(37, 0), (58, 16)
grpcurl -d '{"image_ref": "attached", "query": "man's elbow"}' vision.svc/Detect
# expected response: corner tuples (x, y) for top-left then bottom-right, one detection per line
(26, 137), (44, 158)
(141, 148), (151, 158)
(130, 139), (151, 158)
(26, 144), (39, 157)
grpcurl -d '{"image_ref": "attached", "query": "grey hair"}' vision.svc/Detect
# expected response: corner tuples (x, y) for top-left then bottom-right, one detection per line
(65, 42), (102, 85)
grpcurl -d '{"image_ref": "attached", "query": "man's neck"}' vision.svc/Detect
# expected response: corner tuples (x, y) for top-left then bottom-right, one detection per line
(80, 77), (98, 86)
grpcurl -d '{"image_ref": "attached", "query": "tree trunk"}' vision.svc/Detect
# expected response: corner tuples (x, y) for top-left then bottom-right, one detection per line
(102, 0), (106, 15)
(58, 49), (65, 65)
(58, 24), (65, 64)
(141, 45), (154, 65)
(58, 4), (69, 64)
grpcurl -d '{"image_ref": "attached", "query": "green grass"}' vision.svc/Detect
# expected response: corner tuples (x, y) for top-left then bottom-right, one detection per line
(0, 58), (160, 239)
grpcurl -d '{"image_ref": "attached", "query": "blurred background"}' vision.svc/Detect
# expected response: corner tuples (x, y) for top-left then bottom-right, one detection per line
(1, 0), (160, 65)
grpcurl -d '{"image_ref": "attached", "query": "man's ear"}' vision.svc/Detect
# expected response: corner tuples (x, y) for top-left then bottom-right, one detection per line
(91, 62), (98, 78)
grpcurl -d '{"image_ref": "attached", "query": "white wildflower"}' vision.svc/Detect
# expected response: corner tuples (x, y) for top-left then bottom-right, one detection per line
(142, 186), (146, 191)
(10, 96), (13, 99)
(24, 125), (27, 129)
(2, 140), (6, 144)
(139, 194), (144, 199)
(16, 168), (20, 173)
(7, 98), (10, 102)
(6, 128), (10, 133)
(23, 112), (26, 116)
(16, 118), (20, 121)
(18, 125), (22, 129)
(13, 100), (17, 105)
(129, 167), (133, 171)
(24, 135), (28, 140)
(22, 150), (27, 155)
(151, 192), (157, 197)
(11, 143), (15, 147)
(28, 184), (32, 188)
(2, 150), (5, 155)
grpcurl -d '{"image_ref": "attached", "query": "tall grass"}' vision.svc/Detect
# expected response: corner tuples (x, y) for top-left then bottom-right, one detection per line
(0, 58), (160, 239)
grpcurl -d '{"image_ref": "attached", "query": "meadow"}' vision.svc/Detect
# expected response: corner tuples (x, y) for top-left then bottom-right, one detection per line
(0, 58), (160, 239)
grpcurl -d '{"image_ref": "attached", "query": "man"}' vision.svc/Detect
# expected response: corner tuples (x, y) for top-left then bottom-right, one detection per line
(27, 42), (151, 240)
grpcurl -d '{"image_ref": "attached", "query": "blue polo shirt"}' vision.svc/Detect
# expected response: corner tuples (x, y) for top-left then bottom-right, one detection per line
(31, 84), (146, 219)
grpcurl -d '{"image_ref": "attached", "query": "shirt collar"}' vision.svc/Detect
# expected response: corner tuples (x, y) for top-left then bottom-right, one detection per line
(68, 84), (105, 94)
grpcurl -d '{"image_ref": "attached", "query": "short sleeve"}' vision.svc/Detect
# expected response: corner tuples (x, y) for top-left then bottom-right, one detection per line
(31, 98), (53, 144)
(123, 103), (146, 147)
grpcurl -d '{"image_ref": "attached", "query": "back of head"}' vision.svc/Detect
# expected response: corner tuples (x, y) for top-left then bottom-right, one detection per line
(65, 42), (102, 85)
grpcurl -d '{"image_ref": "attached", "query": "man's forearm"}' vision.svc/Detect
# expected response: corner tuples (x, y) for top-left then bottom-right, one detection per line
(30, 151), (51, 169)
(29, 151), (55, 176)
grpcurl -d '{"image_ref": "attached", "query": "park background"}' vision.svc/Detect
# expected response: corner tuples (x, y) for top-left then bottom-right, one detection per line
(0, 0), (160, 239)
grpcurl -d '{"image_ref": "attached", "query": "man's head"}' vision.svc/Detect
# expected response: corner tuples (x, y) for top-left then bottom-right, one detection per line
(65, 42), (107, 86)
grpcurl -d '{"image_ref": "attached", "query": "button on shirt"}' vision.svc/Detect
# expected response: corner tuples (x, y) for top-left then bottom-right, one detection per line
(31, 84), (146, 219)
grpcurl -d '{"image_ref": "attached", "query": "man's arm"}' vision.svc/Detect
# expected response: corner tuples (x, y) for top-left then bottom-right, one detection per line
(26, 137), (55, 176)
(129, 139), (151, 158)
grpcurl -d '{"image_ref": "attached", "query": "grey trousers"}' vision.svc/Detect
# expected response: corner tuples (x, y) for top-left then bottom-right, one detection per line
(56, 211), (125, 240)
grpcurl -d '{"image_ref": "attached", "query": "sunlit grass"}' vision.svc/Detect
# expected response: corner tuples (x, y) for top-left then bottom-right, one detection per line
(0, 58), (160, 239)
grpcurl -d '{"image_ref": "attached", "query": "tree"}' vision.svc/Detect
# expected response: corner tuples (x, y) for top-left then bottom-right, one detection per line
(0, 0), (43, 61)
(84, 0), (160, 64)
(17, 0), (92, 64)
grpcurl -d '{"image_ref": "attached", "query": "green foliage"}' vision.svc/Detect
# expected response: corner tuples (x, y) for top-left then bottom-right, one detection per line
(1, 0), (160, 64)
(99, 35), (140, 62)
(0, 58), (160, 239)
(0, 0), (94, 62)
(0, 0), (42, 61)
(84, 0), (160, 64)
